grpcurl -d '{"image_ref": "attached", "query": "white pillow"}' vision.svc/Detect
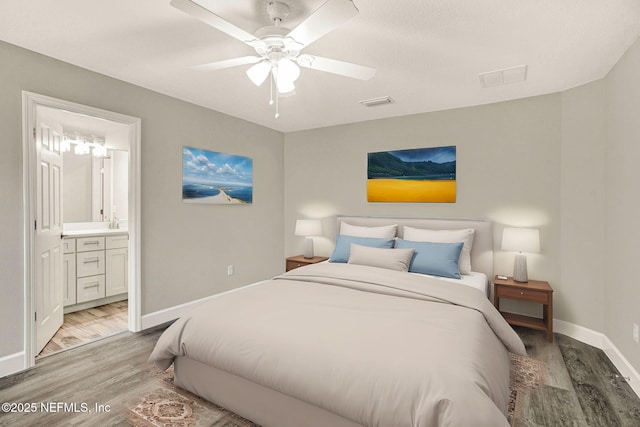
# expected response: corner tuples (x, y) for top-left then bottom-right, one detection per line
(402, 226), (475, 275)
(347, 244), (414, 272)
(340, 222), (397, 239)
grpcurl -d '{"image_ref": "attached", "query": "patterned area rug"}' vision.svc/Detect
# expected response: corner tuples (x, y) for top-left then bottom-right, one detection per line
(127, 366), (259, 427)
(129, 355), (545, 427)
(508, 353), (547, 426)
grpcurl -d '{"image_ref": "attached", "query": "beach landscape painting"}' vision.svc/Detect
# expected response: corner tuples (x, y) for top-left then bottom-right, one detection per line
(367, 146), (456, 203)
(182, 146), (253, 204)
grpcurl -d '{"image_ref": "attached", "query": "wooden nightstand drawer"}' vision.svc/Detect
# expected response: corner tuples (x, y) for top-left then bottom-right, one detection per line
(497, 286), (549, 304)
(285, 255), (329, 272)
(286, 260), (306, 271)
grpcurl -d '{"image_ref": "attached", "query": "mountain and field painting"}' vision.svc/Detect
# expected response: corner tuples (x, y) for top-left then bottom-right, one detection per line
(367, 146), (456, 202)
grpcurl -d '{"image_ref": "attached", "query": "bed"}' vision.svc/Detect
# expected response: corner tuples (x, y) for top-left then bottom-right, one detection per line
(150, 216), (526, 427)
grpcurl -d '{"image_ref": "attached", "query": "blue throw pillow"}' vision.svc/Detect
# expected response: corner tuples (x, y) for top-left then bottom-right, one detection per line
(329, 235), (395, 263)
(395, 239), (464, 279)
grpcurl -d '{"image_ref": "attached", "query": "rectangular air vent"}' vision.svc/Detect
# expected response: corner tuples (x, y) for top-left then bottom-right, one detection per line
(360, 96), (395, 107)
(479, 65), (527, 88)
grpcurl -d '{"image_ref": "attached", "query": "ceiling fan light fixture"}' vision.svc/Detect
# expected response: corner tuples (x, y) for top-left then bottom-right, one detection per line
(277, 58), (300, 82)
(246, 61), (271, 86)
(276, 76), (295, 94)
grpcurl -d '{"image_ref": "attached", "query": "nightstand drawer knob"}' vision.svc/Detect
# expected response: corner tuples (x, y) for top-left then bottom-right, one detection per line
(520, 291), (524, 295)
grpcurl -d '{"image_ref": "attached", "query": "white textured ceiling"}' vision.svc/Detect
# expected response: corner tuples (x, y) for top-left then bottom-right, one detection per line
(1, 0), (639, 133)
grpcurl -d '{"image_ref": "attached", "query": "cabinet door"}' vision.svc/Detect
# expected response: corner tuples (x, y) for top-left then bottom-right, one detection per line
(106, 247), (128, 297)
(63, 253), (76, 306)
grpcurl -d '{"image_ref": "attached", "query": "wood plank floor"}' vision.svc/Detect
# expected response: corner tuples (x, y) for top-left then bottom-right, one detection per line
(1, 325), (638, 426)
(38, 300), (128, 357)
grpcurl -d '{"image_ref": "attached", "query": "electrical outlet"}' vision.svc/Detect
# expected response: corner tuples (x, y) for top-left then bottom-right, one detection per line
(227, 265), (234, 276)
(633, 323), (639, 344)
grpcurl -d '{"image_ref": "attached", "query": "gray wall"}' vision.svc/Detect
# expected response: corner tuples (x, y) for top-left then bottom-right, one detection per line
(605, 36), (640, 370)
(0, 40), (284, 358)
(560, 80), (607, 333)
(284, 95), (563, 319)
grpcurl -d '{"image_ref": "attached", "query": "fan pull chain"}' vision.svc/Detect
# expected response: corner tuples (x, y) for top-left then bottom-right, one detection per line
(269, 74), (274, 106)
(275, 92), (280, 119)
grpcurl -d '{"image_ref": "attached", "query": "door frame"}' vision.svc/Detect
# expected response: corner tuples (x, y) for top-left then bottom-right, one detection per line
(22, 91), (142, 366)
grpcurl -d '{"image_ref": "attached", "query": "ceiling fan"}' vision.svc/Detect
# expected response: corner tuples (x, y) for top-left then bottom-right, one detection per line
(170, 0), (376, 117)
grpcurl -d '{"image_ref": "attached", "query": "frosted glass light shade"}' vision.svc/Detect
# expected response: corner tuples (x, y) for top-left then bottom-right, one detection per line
(278, 58), (300, 82)
(246, 61), (271, 87)
(501, 227), (540, 253)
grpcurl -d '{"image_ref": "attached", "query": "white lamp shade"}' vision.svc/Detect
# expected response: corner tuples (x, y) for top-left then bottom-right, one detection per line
(501, 227), (540, 253)
(295, 219), (322, 237)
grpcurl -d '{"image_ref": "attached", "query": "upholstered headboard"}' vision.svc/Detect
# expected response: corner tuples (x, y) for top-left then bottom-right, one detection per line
(334, 215), (494, 282)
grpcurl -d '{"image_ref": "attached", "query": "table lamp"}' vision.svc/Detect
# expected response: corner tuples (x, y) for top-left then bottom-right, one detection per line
(501, 227), (540, 282)
(295, 219), (322, 259)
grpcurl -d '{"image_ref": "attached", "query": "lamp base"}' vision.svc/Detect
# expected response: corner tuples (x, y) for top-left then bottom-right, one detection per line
(303, 236), (314, 259)
(513, 253), (528, 282)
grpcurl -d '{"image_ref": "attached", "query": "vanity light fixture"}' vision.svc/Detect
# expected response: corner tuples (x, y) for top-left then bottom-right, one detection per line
(64, 133), (107, 157)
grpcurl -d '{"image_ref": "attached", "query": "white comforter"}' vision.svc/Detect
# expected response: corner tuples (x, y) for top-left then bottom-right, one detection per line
(150, 262), (526, 427)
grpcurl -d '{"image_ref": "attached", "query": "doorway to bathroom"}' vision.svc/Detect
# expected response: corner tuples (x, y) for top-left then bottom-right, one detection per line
(22, 92), (141, 366)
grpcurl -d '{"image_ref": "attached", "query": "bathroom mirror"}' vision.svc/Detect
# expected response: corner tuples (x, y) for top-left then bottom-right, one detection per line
(63, 149), (129, 224)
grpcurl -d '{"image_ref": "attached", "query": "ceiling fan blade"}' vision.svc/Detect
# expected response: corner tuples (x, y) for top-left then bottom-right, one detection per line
(296, 54), (376, 80)
(193, 56), (262, 71)
(285, 0), (359, 49)
(170, 0), (261, 46)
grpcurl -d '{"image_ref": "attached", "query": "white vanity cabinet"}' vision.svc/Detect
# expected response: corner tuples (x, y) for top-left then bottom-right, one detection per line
(62, 231), (128, 311)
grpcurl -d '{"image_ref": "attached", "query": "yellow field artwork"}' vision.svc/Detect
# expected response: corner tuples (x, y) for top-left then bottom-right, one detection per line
(367, 146), (457, 203)
(367, 179), (456, 202)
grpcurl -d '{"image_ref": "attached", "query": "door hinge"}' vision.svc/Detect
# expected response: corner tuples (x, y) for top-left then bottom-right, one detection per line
(33, 128), (36, 138)
(35, 312), (37, 322)
(34, 220), (37, 230)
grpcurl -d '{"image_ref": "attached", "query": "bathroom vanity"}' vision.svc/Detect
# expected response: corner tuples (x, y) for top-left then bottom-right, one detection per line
(62, 226), (128, 313)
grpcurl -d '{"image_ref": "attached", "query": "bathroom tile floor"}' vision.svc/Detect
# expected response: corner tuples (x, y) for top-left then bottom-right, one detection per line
(37, 300), (128, 358)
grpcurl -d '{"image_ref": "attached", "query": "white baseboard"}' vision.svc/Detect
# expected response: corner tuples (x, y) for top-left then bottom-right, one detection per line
(0, 352), (26, 378)
(554, 319), (640, 398)
(602, 336), (640, 399)
(141, 280), (269, 330)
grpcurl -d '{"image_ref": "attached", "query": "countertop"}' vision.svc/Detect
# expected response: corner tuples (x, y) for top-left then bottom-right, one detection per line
(62, 228), (128, 237)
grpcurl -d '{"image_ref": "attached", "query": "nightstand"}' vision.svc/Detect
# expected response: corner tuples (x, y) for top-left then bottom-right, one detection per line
(493, 276), (554, 342)
(285, 255), (329, 272)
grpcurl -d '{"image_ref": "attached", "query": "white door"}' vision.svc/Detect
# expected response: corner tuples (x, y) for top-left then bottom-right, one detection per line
(35, 125), (64, 354)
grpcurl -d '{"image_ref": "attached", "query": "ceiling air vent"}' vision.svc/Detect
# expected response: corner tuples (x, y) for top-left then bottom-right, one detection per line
(360, 96), (395, 107)
(479, 65), (527, 88)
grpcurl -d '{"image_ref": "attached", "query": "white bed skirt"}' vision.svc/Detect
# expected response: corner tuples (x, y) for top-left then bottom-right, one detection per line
(175, 356), (365, 427)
